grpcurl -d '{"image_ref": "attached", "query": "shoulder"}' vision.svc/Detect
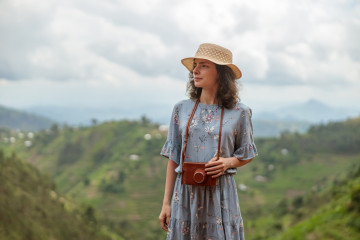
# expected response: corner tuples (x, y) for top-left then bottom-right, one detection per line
(228, 102), (252, 116)
(172, 99), (195, 110)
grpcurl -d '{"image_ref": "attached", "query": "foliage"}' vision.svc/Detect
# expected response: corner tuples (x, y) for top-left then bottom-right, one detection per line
(0, 149), (122, 240)
(272, 164), (360, 239)
(3, 119), (168, 239)
(1, 116), (360, 239)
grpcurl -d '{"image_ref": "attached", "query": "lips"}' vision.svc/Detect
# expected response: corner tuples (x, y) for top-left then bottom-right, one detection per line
(194, 77), (202, 81)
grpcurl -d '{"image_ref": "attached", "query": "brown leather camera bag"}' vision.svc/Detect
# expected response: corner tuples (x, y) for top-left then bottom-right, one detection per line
(181, 99), (224, 186)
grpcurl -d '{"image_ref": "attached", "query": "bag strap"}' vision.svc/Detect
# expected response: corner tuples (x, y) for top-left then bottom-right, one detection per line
(218, 105), (224, 158)
(181, 99), (224, 183)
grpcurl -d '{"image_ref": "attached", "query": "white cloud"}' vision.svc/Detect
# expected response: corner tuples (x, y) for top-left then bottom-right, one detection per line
(0, 0), (359, 117)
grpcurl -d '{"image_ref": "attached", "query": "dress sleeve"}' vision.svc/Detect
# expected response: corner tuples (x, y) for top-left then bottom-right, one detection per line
(160, 103), (183, 165)
(233, 107), (258, 160)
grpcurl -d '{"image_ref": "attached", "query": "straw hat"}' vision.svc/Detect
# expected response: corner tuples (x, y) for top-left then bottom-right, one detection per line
(181, 43), (242, 79)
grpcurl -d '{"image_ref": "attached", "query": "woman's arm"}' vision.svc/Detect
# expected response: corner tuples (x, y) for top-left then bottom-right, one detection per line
(159, 159), (178, 231)
(205, 157), (253, 178)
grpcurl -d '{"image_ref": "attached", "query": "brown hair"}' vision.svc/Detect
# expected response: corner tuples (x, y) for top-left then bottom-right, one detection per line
(186, 64), (239, 109)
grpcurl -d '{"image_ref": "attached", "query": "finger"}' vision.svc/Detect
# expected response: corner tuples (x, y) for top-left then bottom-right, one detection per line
(205, 167), (223, 174)
(161, 223), (168, 231)
(205, 160), (222, 168)
(160, 218), (168, 232)
(209, 169), (225, 178)
(205, 164), (224, 172)
(208, 157), (218, 163)
(159, 215), (165, 228)
(207, 169), (223, 175)
(212, 172), (224, 178)
(166, 215), (170, 226)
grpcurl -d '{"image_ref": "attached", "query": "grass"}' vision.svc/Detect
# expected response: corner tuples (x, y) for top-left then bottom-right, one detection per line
(238, 153), (360, 214)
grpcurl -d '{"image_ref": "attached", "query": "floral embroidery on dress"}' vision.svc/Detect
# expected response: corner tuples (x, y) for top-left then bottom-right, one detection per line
(201, 109), (215, 123)
(190, 191), (194, 202)
(173, 106), (181, 124)
(174, 191), (180, 203)
(181, 222), (190, 235)
(196, 205), (204, 219)
(216, 217), (222, 225)
(190, 116), (199, 128)
(231, 221), (239, 235)
(205, 126), (215, 134)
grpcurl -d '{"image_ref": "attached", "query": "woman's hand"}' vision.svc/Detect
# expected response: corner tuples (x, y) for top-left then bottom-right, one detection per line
(205, 156), (254, 178)
(159, 204), (171, 231)
(205, 157), (233, 178)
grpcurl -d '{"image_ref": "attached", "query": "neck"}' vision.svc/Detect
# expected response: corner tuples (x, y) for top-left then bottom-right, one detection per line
(200, 88), (218, 105)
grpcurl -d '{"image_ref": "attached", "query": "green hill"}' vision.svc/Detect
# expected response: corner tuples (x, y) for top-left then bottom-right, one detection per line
(0, 119), (169, 239)
(273, 164), (360, 240)
(1, 117), (360, 239)
(240, 118), (360, 239)
(0, 150), (123, 240)
(0, 105), (54, 130)
(245, 158), (360, 240)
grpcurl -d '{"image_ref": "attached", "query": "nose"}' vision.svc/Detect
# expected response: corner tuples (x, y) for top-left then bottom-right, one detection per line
(193, 64), (199, 75)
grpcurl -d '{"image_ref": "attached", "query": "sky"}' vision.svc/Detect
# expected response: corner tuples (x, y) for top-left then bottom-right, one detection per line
(0, 0), (359, 124)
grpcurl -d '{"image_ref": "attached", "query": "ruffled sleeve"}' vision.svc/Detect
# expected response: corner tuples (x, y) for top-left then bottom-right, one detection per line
(233, 106), (258, 160)
(160, 103), (183, 165)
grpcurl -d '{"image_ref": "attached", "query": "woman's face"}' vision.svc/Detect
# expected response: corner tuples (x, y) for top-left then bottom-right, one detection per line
(192, 58), (219, 90)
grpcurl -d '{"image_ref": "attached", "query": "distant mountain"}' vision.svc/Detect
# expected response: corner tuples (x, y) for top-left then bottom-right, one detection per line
(0, 105), (55, 130)
(25, 105), (172, 126)
(22, 99), (359, 137)
(256, 99), (358, 123)
(26, 105), (311, 137)
(253, 119), (310, 137)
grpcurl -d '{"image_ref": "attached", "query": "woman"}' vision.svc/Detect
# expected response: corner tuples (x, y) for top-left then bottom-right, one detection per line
(159, 43), (257, 239)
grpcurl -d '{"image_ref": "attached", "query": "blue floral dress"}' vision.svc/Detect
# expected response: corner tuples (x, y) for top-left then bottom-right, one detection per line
(161, 99), (257, 240)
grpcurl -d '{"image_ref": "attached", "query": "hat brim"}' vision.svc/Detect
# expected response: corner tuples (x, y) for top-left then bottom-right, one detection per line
(181, 57), (242, 79)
